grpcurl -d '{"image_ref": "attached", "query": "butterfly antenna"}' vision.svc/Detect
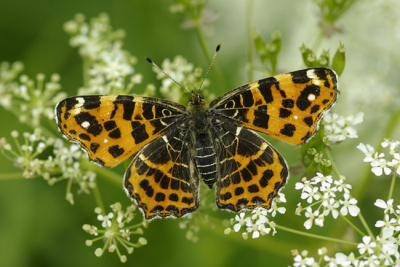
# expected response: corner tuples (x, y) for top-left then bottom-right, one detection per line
(198, 44), (221, 94)
(145, 57), (191, 95)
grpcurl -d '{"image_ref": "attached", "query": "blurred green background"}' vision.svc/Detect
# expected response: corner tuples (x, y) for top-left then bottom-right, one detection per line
(1, 0), (400, 266)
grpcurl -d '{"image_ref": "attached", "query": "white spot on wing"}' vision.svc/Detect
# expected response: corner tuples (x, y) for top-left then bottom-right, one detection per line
(76, 97), (85, 108)
(162, 135), (168, 143)
(306, 69), (316, 79)
(104, 139), (108, 143)
(308, 94), (316, 101)
(294, 115), (298, 119)
(81, 121), (90, 128)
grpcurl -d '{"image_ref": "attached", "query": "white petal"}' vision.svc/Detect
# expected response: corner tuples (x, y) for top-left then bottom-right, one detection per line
(348, 206), (360, 216)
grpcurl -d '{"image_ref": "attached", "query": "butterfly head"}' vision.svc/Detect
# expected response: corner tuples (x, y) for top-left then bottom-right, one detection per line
(189, 92), (205, 106)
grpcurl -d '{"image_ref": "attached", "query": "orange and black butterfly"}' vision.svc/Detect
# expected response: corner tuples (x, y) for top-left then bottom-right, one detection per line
(56, 45), (338, 220)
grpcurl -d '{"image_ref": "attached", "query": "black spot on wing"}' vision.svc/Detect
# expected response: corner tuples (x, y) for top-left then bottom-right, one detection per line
(114, 95), (135, 120)
(83, 95), (101, 110)
(297, 84), (320, 111)
(304, 117), (313, 127)
(131, 124), (150, 144)
(279, 108), (292, 118)
(108, 145), (125, 158)
(75, 112), (102, 136)
(104, 121), (117, 131)
(291, 70), (311, 84)
(282, 99), (294, 109)
(280, 123), (296, 137)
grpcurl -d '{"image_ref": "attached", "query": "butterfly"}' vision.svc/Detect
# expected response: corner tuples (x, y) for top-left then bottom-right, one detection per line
(55, 46), (338, 220)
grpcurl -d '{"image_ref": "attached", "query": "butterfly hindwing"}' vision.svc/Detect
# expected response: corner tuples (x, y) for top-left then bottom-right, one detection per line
(55, 95), (186, 167)
(211, 118), (288, 211)
(210, 67), (338, 144)
(124, 126), (200, 219)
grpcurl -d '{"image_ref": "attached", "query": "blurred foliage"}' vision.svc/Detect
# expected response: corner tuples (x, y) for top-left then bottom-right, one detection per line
(1, 0), (400, 267)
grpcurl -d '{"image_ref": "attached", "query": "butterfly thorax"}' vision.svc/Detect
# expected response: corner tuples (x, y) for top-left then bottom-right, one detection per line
(187, 93), (218, 189)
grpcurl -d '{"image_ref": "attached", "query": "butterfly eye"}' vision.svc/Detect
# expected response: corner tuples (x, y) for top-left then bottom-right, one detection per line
(197, 95), (205, 102)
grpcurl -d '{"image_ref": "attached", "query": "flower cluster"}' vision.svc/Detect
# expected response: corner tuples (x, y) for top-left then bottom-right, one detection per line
(153, 55), (212, 104)
(0, 130), (96, 204)
(0, 62), (66, 127)
(292, 198), (400, 267)
(358, 139), (400, 177)
(295, 173), (360, 229)
(170, 0), (218, 34)
(323, 112), (364, 145)
(64, 13), (142, 95)
(83, 203), (147, 263)
(224, 193), (286, 239)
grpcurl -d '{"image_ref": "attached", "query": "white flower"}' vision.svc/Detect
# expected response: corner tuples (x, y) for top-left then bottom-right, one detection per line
(387, 153), (400, 175)
(322, 198), (339, 219)
(357, 236), (376, 254)
(339, 194), (360, 216)
(293, 254), (315, 267)
(357, 143), (375, 159)
(375, 214), (396, 230)
(304, 207), (319, 229)
(371, 158), (391, 176)
(301, 186), (321, 203)
(233, 212), (248, 232)
(375, 199), (394, 214)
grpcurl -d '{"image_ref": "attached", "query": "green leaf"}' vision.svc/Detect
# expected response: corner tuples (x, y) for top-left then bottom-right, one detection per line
(331, 42), (345, 76)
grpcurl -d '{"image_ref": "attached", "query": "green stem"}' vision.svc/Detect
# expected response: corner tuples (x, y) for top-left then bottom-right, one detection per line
(194, 25), (227, 94)
(276, 224), (357, 246)
(354, 106), (400, 200)
(312, 30), (325, 52)
(358, 212), (374, 240)
(388, 174), (396, 201)
(246, 0), (254, 82)
(324, 148), (340, 178)
(339, 213), (365, 236)
(92, 183), (105, 215)
(0, 172), (23, 180)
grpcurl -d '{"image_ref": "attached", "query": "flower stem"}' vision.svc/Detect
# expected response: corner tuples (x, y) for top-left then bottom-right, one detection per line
(357, 212), (374, 240)
(324, 148), (340, 178)
(388, 174), (396, 201)
(339, 213), (365, 236)
(92, 182), (105, 215)
(194, 25), (227, 94)
(275, 224), (357, 246)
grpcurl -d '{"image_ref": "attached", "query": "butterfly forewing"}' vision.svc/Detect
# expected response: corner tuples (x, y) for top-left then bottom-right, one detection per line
(56, 95), (186, 167)
(210, 67), (338, 144)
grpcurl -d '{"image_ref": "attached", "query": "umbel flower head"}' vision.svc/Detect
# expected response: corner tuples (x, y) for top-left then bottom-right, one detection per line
(83, 203), (148, 263)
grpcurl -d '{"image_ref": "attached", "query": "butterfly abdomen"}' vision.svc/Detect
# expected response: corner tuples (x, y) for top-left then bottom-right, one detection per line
(195, 134), (217, 189)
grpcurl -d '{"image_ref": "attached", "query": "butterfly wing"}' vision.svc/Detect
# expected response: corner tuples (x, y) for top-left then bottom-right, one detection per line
(211, 117), (288, 211)
(209, 67), (338, 144)
(124, 126), (199, 220)
(55, 95), (186, 167)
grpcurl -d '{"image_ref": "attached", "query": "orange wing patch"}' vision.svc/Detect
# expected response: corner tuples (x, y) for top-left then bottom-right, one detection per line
(210, 68), (338, 144)
(56, 95), (185, 167)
